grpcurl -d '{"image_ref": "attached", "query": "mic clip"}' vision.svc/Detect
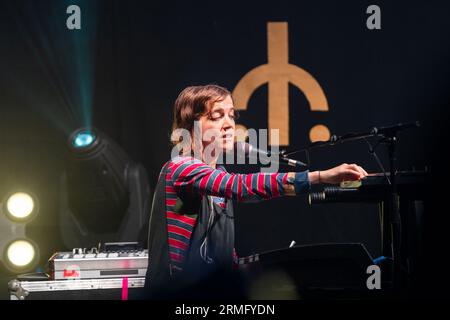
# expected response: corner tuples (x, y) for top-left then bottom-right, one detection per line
(279, 150), (308, 168)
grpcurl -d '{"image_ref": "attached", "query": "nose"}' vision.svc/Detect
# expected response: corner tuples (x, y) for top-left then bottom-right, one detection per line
(223, 114), (234, 130)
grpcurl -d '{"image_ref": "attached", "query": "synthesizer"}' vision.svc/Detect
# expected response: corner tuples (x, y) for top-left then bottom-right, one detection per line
(48, 242), (148, 280)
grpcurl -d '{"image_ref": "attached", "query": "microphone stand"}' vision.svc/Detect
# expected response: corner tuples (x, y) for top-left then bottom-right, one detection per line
(385, 131), (401, 290)
(284, 121), (420, 289)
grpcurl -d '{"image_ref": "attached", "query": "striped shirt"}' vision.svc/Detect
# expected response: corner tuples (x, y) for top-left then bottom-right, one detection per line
(163, 156), (310, 270)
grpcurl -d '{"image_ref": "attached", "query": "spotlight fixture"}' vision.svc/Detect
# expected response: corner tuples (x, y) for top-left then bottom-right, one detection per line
(72, 129), (96, 149)
(3, 239), (39, 272)
(3, 191), (38, 222)
(62, 127), (151, 248)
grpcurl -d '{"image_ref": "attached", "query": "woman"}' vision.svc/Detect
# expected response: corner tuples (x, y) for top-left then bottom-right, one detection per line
(145, 84), (367, 295)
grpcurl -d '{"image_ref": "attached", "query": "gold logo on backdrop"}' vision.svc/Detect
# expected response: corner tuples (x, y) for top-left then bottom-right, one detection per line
(233, 22), (330, 146)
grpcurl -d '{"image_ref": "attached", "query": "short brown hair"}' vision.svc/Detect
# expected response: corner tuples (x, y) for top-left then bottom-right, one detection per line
(171, 84), (231, 144)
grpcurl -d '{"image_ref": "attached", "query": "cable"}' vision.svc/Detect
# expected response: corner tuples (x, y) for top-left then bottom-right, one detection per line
(199, 196), (215, 264)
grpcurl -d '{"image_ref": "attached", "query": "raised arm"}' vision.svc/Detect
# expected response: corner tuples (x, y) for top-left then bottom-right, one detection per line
(168, 157), (310, 202)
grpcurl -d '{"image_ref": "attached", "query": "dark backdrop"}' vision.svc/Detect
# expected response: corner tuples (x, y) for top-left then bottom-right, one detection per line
(1, 0), (449, 299)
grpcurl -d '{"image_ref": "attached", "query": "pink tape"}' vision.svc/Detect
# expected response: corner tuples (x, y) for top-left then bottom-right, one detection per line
(121, 277), (128, 300)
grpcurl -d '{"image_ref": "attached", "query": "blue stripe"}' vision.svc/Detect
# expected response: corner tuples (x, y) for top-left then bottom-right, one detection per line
(218, 174), (229, 196)
(251, 174), (259, 196)
(168, 231), (190, 242)
(166, 193), (178, 199)
(168, 246), (187, 256)
(188, 165), (210, 191)
(167, 221), (193, 234)
(191, 166), (212, 190)
(264, 174), (272, 198)
(167, 217), (194, 231)
(240, 174), (249, 200)
(171, 161), (194, 182)
(277, 174), (285, 196)
(217, 165), (227, 172)
(204, 170), (221, 193)
(231, 175), (239, 200)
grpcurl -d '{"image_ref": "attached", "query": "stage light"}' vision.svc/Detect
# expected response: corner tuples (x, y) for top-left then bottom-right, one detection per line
(66, 127), (130, 234)
(2, 191), (38, 223)
(5, 192), (36, 221)
(72, 130), (96, 148)
(4, 239), (38, 271)
(62, 127), (151, 248)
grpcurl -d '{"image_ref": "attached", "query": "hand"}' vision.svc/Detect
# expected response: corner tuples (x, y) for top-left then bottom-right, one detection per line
(319, 163), (368, 184)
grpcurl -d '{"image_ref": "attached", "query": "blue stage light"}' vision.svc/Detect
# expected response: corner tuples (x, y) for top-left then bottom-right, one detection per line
(64, 127), (151, 247)
(73, 131), (95, 148)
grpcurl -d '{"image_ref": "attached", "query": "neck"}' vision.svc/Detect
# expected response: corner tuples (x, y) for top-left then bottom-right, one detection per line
(202, 155), (218, 168)
(201, 146), (219, 168)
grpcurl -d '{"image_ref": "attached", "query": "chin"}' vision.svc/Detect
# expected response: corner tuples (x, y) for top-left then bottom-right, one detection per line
(224, 139), (236, 150)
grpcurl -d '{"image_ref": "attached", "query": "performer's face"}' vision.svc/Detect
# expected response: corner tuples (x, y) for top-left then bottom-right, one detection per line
(199, 95), (236, 154)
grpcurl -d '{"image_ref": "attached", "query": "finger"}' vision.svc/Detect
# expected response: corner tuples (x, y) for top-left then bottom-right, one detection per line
(360, 167), (369, 176)
(355, 165), (368, 176)
(351, 164), (368, 177)
(344, 169), (363, 180)
(349, 164), (361, 172)
(343, 174), (360, 181)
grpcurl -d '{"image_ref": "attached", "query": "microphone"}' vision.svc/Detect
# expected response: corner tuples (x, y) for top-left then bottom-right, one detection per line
(370, 121), (420, 136)
(234, 141), (308, 168)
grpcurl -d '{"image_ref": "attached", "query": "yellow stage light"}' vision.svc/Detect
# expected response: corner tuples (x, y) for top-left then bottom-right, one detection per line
(5, 240), (37, 269)
(4, 192), (37, 221)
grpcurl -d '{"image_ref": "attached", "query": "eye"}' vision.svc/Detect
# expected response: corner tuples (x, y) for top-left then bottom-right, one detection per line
(229, 110), (239, 120)
(209, 112), (223, 121)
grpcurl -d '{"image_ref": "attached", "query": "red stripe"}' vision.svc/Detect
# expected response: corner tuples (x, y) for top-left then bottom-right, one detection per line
(172, 157), (195, 168)
(171, 163), (196, 186)
(168, 238), (189, 250)
(166, 198), (176, 206)
(258, 174), (265, 197)
(237, 175), (243, 201)
(167, 225), (192, 238)
(271, 174), (280, 197)
(166, 162), (175, 179)
(246, 174), (255, 196)
(187, 167), (211, 185)
(176, 162), (202, 181)
(169, 252), (183, 263)
(282, 173), (288, 185)
(225, 175), (235, 199)
(212, 173), (225, 194)
(167, 211), (196, 226)
(198, 173), (210, 195)
(173, 164), (206, 192)
(165, 186), (176, 193)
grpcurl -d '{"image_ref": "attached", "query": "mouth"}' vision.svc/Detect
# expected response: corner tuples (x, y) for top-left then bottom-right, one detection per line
(222, 134), (233, 141)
